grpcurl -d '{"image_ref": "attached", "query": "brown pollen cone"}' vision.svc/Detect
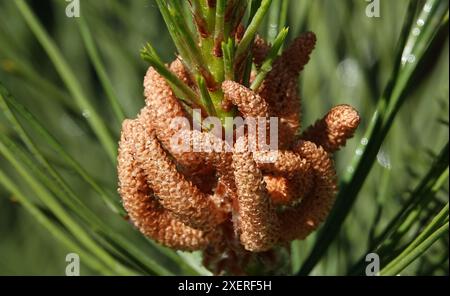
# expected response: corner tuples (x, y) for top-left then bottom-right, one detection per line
(118, 29), (361, 275)
(117, 120), (219, 250)
(233, 137), (280, 252)
(222, 80), (268, 117)
(133, 109), (227, 231)
(279, 140), (337, 241)
(301, 104), (361, 153)
(258, 32), (317, 149)
(143, 64), (204, 173)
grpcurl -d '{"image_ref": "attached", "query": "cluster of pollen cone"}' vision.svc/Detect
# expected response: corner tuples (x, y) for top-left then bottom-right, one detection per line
(118, 32), (361, 274)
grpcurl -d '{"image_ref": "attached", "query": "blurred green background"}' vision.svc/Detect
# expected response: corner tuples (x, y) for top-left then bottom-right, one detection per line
(0, 0), (448, 275)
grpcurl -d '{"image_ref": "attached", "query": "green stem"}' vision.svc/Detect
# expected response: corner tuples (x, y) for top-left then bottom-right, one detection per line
(210, 0), (226, 82)
(201, 0), (216, 33)
(155, 0), (208, 80)
(214, 0), (226, 48)
(190, 0), (210, 38)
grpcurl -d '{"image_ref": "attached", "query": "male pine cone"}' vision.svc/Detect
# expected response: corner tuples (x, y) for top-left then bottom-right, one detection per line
(117, 32), (360, 273)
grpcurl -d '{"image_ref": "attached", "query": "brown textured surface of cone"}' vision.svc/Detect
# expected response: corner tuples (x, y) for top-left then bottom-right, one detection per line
(264, 165), (313, 206)
(264, 175), (294, 205)
(233, 137), (280, 252)
(279, 140), (337, 241)
(301, 104), (361, 153)
(259, 32), (317, 113)
(258, 32), (317, 149)
(143, 66), (204, 172)
(178, 129), (236, 212)
(255, 150), (310, 178)
(222, 80), (268, 117)
(117, 120), (217, 250)
(132, 112), (226, 231)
